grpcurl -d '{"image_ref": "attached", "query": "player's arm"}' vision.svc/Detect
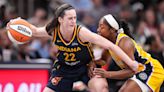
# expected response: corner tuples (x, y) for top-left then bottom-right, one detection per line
(30, 18), (56, 39)
(79, 27), (138, 73)
(93, 37), (136, 79)
(93, 68), (134, 79)
(30, 24), (52, 39)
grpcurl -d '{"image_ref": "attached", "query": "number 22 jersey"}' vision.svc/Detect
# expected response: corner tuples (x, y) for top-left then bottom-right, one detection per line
(52, 25), (93, 78)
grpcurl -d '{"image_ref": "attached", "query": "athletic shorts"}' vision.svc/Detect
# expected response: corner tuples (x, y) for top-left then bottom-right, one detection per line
(133, 61), (164, 92)
(46, 72), (90, 92)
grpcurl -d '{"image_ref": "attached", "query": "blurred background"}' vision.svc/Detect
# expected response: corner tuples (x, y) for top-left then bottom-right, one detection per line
(0, 0), (163, 92)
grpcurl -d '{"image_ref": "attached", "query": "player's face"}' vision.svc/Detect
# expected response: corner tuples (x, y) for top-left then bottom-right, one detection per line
(97, 18), (111, 39)
(61, 9), (77, 31)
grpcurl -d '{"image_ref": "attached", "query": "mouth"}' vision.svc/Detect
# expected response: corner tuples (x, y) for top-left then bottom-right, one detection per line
(70, 25), (75, 27)
(71, 24), (76, 26)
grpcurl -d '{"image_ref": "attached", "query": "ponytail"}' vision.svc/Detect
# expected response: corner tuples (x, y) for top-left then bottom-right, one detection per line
(119, 20), (134, 39)
(46, 17), (58, 35)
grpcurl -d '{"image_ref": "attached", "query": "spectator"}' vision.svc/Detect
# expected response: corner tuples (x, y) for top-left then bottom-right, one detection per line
(28, 7), (48, 27)
(144, 7), (158, 35)
(159, 22), (164, 42)
(145, 35), (164, 67)
(157, 0), (164, 23)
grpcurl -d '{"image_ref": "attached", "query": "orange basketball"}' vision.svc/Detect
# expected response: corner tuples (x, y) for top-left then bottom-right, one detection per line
(7, 18), (32, 44)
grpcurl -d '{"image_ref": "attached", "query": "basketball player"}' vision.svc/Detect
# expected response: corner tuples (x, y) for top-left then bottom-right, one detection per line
(7, 4), (140, 92)
(89, 14), (164, 92)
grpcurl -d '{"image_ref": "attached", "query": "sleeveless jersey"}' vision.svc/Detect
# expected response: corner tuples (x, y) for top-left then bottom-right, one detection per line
(109, 33), (164, 92)
(52, 25), (93, 78)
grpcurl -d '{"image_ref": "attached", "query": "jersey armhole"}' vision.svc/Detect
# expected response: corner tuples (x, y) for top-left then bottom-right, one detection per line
(76, 25), (89, 46)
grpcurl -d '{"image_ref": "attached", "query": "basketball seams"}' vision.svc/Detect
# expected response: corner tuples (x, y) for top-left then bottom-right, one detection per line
(7, 31), (25, 44)
(7, 19), (32, 44)
(9, 24), (32, 37)
(9, 29), (30, 42)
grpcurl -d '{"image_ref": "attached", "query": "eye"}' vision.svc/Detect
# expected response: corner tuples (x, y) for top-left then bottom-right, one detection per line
(68, 17), (72, 20)
(100, 24), (105, 29)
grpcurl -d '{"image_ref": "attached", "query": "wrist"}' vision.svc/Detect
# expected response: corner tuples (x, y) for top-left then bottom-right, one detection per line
(106, 71), (111, 78)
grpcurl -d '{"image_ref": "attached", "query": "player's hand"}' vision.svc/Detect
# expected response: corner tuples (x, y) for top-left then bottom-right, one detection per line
(93, 68), (109, 78)
(6, 17), (21, 30)
(130, 61), (144, 74)
(88, 61), (96, 78)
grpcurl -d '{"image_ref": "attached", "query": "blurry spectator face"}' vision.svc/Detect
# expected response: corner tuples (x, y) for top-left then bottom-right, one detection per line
(158, 1), (164, 14)
(145, 9), (155, 26)
(137, 21), (147, 35)
(34, 8), (47, 21)
(5, 6), (17, 20)
(82, 13), (95, 25)
(91, 0), (102, 7)
(0, 29), (11, 48)
(119, 0), (130, 6)
(159, 22), (164, 36)
(119, 6), (133, 21)
(145, 35), (158, 48)
(150, 36), (159, 49)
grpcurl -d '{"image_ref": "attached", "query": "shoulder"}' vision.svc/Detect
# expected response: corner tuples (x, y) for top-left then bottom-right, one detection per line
(78, 26), (94, 42)
(118, 37), (134, 50)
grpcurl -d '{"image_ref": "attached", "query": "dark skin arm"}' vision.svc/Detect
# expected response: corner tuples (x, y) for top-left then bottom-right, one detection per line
(94, 49), (111, 66)
(94, 37), (136, 79)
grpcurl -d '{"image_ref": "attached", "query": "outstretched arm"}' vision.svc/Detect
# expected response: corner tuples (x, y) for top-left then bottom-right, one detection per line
(30, 24), (51, 39)
(79, 27), (138, 72)
(93, 37), (136, 79)
(93, 68), (134, 79)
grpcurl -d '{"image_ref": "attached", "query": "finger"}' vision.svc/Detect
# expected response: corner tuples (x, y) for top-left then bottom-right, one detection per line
(88, 70), (93, 78)
(10, 17), (21, 23)
(16, 17), (21, 19)
(94, 68), (104, 72)
(93, 69), (103, 75)
(95, 75), (102, 78)
(88, 67), (94, 78)
(93, 72), (103, 77)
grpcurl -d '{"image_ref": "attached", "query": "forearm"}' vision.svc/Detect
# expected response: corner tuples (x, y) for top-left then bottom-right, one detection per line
(80, 28), (138, 72)
(94, 36), (138, 72)
(106, 69), (134, 79)
(109, 45), (138, 72)
(30, 24), (51, 38)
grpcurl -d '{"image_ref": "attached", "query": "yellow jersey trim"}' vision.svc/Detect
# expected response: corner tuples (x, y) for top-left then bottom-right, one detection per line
(76, 26), (88, 46)
(76, 26), (94, 60)
(85, 43), (94, 60)
(58, 25), (77, 45)
(52, 27), (57, 43)
(115, 33), (128, 45)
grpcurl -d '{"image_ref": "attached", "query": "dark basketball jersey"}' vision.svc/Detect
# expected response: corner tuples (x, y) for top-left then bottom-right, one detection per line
(52, 25), (93, 78)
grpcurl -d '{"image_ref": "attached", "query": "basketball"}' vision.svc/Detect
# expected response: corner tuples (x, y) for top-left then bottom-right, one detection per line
(7, 18), (32, 44)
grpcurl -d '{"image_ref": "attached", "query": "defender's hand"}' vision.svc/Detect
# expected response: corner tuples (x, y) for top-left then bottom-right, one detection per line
(93, 68), (109, 78)
(88, 61), (96, 78)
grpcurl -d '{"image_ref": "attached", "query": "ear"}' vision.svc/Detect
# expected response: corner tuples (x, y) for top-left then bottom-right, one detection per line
(58, 17), (63, 23)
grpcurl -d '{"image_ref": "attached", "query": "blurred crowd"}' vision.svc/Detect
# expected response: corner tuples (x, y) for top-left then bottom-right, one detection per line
(0, 0), (164, 91)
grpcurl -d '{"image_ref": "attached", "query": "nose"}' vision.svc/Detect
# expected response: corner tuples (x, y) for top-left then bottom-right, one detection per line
(72, 17), (76, 24)
(97, 27), (100, 33)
